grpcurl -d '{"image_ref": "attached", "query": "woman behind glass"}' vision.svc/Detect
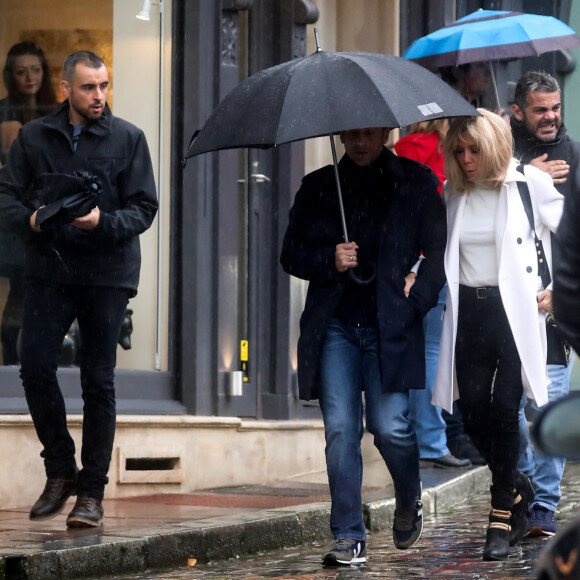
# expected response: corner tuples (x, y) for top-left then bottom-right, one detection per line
(1, 41), (57, 163)
(0, 41), (56, 364)
(433, 109), (564, 560)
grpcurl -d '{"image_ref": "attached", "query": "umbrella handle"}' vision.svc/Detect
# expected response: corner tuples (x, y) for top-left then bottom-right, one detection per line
(330, 134), (377, 286)
(348, 267), (376, 285)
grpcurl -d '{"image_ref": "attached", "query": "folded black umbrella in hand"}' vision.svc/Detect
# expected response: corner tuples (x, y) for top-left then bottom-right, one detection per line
(35, 190), (100, 230)
(32, 171), (102, 230)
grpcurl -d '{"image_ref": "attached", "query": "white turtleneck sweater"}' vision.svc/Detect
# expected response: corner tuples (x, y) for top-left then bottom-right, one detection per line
(458, 183), (500, 287)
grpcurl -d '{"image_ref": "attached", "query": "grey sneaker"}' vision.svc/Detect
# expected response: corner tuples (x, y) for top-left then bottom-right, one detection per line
(322, 539), (367, 566)
(393, 499), (423, 549)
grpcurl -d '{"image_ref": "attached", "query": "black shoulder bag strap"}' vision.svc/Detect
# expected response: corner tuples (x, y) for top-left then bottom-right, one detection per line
(515, 164), (552, 289)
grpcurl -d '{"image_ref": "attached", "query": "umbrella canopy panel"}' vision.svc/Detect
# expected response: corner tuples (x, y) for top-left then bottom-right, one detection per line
(275, 52), (457, 141)
(403, 10), (580, 70)
(186, 50), (477, 158)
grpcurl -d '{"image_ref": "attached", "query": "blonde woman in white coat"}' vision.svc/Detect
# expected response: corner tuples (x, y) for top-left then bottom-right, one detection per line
(433, 109), (563, 561)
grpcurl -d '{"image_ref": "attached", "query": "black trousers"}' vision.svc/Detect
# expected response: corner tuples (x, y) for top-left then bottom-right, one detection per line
(455, 285), (523, 511)
(19, 281), (129, 501)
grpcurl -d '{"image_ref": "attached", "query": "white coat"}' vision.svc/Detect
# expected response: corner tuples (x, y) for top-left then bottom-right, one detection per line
(433, 161), (564, 413)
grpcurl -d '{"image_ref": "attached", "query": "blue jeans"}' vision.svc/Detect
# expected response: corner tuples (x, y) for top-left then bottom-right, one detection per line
(517, 354), (574, 512)
(410, 285), (448, 458)
(20, 282), (129, 501)
(319, 319), (421, 541)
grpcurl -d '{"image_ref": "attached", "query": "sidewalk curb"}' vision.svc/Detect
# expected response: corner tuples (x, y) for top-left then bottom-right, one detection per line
(0, 467), (490, 580)
(364, 466), (491, 532)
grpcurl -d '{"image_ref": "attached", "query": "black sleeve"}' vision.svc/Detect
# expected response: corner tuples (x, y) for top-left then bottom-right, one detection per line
(0, 128), (36, 236)
(280, 171), (343, 285)
(407, 175), (447, 317)
(553, 188), (580, 353)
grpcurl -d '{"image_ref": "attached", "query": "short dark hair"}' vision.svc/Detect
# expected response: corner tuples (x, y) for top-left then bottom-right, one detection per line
(514, 71), (560, 111)
(439, 63), (469, 87)
(63, 51), (106, 82)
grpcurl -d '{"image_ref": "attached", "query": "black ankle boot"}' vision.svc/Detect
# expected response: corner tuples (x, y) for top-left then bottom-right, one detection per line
(510, 472), (534, 546)
(483, 508), (510, 561)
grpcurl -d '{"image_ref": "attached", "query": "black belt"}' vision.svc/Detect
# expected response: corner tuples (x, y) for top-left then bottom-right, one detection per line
(459, 285), (501, 300)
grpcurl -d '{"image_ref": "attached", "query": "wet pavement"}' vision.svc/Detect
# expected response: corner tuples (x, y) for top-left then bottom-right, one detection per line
(109, 462), (580, 580)
(0, 459), (488, 579)
(1, 461), (579, 579)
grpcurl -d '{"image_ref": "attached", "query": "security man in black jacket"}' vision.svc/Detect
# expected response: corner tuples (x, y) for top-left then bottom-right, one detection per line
(511, 70), (578, 538)
(0, 51), (157, 528)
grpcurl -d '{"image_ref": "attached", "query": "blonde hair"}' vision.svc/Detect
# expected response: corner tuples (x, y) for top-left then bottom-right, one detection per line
(408, 118), (449, 142)
(443, 108), (513, 193)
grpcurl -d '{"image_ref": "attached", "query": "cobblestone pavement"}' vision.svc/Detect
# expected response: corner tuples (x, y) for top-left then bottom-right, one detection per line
(110, 462), (580, 580)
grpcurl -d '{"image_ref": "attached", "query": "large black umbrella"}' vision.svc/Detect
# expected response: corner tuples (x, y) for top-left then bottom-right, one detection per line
(186, 47), (477, 155)
(186, 41), (478, 282)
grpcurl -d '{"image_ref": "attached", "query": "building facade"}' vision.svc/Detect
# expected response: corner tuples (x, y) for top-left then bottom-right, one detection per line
(0, 2), (578, 503)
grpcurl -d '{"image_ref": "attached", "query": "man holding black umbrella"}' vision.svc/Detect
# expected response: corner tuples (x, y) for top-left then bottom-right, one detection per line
(0, 51), (157, 527)
(281, 127), (446, 566)
(511, 70), (578, 539)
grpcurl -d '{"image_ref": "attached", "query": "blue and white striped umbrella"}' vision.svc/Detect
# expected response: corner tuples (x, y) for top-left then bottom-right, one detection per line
(403, 9), (580, 70)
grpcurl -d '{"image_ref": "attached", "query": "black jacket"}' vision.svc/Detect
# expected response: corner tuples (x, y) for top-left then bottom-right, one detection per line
(511, 118), (580, 199)
(553, 171), (580, 353)
(280, 148), (446, 401)
(0, 101), (158, 295)
(511, 119), (580, 350)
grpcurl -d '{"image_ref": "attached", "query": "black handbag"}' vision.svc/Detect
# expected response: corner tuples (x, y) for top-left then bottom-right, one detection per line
(545, 313), (571, 366)
(516, 166), (571, 367)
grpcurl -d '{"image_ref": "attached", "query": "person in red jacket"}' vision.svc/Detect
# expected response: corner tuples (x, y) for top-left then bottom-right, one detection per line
(395, 120), (484, 469)
(394, 120), (447, 193)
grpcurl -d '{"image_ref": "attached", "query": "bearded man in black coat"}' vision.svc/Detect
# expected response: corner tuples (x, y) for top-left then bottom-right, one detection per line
(511, 70), (579, 539)
(280, 127), (446, 566)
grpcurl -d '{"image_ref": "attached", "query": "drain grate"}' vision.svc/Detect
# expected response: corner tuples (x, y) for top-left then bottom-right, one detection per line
(125, 457), (180, 471)
(118, 445), (184, 484)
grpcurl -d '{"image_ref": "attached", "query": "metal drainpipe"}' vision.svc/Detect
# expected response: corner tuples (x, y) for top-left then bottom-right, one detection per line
(155, 0), (165, 371)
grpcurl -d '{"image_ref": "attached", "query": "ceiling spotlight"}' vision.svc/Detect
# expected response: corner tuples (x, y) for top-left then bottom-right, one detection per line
(136, 0), (152, 21)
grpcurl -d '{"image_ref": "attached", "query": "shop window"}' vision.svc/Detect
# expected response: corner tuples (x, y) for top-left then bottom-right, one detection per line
(0, 0), (168, 373)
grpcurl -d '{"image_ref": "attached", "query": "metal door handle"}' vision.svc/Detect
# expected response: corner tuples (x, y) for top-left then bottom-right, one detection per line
(251, 173), (271, 183)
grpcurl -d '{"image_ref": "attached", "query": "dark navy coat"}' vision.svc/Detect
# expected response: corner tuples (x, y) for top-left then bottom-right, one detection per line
(280, 148), (446, 401)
